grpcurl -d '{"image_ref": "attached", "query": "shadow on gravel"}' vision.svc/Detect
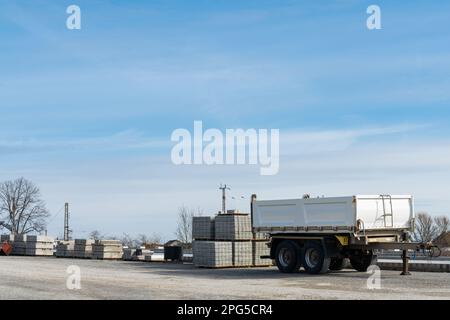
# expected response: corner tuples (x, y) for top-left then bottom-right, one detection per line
(119, 261), (366, 280)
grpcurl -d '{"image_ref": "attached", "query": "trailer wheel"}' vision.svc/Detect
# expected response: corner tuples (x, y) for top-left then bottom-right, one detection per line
(350, 254), (378, 272)
(329, 258), (348, 271)
(302, 241), (330, 274)
(275, 240), (301, 273)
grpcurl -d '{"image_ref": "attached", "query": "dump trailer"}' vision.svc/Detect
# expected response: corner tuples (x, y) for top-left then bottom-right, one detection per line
(251, 194), (435, 275)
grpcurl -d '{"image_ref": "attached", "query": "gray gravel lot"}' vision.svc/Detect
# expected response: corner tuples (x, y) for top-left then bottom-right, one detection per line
(1, 256), (449, 300)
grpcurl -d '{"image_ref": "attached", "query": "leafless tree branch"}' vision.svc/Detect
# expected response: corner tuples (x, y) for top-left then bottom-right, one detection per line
(0, 177), (49, 236)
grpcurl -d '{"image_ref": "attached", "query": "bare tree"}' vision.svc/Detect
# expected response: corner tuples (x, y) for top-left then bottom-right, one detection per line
(434, 216), (450, 238)
(0, 177), (50, 236)
(121, 233), (137, 247)
(136, 233), (149, 246)
(414, 212), (450, 242)
(89, 230), (103, 240)
(147, 232), (162, 244)
(175, 206), (203, 244)
(414, 212), (436, 242)
(134, 232), (161, 246)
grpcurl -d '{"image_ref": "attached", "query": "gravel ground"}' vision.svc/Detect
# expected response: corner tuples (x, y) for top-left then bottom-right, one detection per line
(1, 256), (449, 300)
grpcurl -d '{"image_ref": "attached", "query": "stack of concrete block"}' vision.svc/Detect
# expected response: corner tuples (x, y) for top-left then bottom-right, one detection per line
(252, 240), (272, 266)
(74, 239), (94, 259)
(56, 240), (75, 257)
(254, 232), (267, 240)
(192, 216), (215, 240)
(92, 240), (123, 260)
(1, 234), (54, 256)
(232, 241), (253, 267)
(25, 235), (54, 256)
(1, 234), (26, 255)
(192, 213), (271, 268)
(215, 214), (252, 240)
(193, 241), (233, 268)
(0, 234), (12, 242)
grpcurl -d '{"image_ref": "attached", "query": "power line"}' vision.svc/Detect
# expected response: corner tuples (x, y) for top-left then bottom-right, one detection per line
(47, 205), (65, 225)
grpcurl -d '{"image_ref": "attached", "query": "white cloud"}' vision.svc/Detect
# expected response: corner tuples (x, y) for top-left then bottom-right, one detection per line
(2, 123), (446, 240)
(0, 130), (168, 155)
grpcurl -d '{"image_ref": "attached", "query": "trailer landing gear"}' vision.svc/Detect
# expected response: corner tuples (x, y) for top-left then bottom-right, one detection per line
(400, 250), (411, 275)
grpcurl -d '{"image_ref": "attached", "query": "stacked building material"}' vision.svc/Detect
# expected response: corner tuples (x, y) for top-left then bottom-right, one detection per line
(192, 240), (233, 268)
(1, 234), (54, 256)
(74, 239), (94, 259)
(232, 241), (253, 267)
(254, 232), (268, 240)
(0, 234), (11, 242)
(252, 240), (272, 266)
(192, 216), (215, 240)
(1, 234), (26, 255)
(56, 240), (75, 257)
(192, 213), (270, 268)
(25, 235), (54, 256)
(92, 240), (123, 260)
(215, 214), (252, 240)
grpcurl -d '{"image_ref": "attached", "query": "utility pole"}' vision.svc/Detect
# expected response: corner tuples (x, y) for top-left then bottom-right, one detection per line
(64, 202), (70, 241)
(219, 184), (230, 214)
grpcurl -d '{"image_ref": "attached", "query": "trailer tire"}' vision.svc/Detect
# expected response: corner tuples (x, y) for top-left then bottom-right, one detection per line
(329, 258), (348, 271)
(275, 240), (301, 273)
(350, 254), (378, 272)
(302, 241), (330, 274)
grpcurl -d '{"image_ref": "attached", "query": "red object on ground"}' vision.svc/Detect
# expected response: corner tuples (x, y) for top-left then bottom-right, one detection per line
(0, 241), (12, 256)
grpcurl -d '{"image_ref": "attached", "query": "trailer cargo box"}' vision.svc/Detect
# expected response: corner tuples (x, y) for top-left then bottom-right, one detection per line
(253, 195), (414, 233)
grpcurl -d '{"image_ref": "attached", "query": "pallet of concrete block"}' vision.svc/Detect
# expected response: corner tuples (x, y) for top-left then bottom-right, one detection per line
(1, 234), (26, 255)
(74, 239), (94, 259)
(92, 240), (123, 260)
(193, 240), (233, 268)
(25, 235), (54, 256)
(192, 216), (215, 240)
(254, 232), (268, 240)
(0, 234), (12, 242)
(232, 241), (253, 267)
(56, 240), (75, 258)
(252, 240), (272, 267)
(215, 214), (252, 240)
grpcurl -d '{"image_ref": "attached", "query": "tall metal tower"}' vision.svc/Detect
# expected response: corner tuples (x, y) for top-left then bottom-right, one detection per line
(219, 184), (230, 214)
(64, 202), (70, 241)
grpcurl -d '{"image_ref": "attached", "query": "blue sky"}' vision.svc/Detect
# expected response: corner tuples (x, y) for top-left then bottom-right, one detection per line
(1, 0), (450, 240)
